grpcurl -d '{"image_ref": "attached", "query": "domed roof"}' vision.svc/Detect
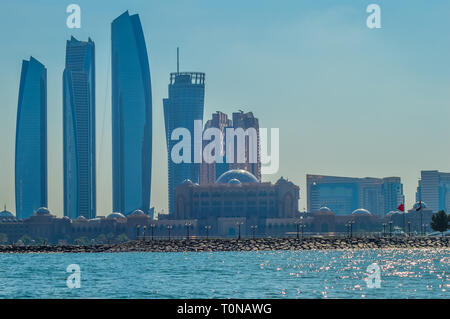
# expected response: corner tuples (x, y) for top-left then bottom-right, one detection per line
(216, 169), (258, 184)
(0, 208), (15, 220)
(130, 209), (146, 216)
(413, 201), (427, 210)
(228, 178), (242, 185)
(35, 207), (51, 215)
(107, 212), (126, 220)
(75, 216), (88, 222)
(351, 208), (372, 216)
(182, 179), (194, 185)
(386, 211), (402, 217)
(314, 206), (335, 216)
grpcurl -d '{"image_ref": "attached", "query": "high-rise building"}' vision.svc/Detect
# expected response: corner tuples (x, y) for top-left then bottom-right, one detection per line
(416, 170), (450, 213)
(63, 36), (96, 219)
(163, 68), (205, 214)
(200, 111), (232, 184)
(307, 174), (404, 216)
(15, 57), (47, 219)
(229, 111), (261, 181)
(112, 11), (152, 215)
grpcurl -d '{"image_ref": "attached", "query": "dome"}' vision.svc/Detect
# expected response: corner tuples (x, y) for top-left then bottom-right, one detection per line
(0, 209), (15, 221)
(386, 211), (401, 218)
(130, 209), (146, 216)
(319, 206), (332, 213)
(35, 207), (51, 215)
(228, 178), (242, 185)
(182, 179), (194, 185)
(413, 201), (427, 210)
(107, 212), (126, 220)
(351, 208), (372, 216)
(216, 169), (258, 184)
(75, 216), (88, 222)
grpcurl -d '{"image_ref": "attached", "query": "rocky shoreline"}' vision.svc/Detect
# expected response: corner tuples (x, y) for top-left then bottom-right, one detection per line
(0, 237), (448, 253)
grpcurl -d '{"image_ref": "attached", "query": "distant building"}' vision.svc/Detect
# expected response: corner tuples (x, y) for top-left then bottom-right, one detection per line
(15, 57), (47, 220)
(229, 111), (261, 181)
(111, 11), (152, 215)
(416, 170), (450, 213)
(307, 174), (404, 216)
(200, 110), (261, 184)
(163, 70), (205, 214)
(63, 36), (96, 219)
(173, 169), (299, 237)
(200, 111), (232, 185)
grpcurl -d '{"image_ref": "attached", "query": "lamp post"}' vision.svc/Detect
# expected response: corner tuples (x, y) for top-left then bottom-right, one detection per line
(136, 225), (141, 241)
(250, 225), (258, 239)
(236, 221), (244, 240)
(349, 220), (355, 238)
(382, 223), (387, 238)
(185, 222), (192, 240)
(408, 221), (411, 237)
(204, 225), (211, 239)
(150, 224), (155, 241)
(142, 226), (147, 241)
(389, 221), (393, 238)
(167, 225), (173, 240)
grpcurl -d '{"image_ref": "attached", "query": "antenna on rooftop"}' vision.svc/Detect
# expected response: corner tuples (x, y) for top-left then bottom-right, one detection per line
(177, 47), (180, 74)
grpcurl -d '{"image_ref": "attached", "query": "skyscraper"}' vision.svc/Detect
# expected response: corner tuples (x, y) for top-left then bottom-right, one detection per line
(307, 174), (404, 216)
(163, 63), (205, 214)
(63, 36), (96, 219)
(15, 57), (47, 219)
(200, 111), (232, 184)
(229, 111), (261, 181)
(416, 170), (450, 213)
(112, 11), (152, 215)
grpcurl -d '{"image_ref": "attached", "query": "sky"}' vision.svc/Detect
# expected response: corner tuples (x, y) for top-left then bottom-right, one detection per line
(0, 0), (449, 217)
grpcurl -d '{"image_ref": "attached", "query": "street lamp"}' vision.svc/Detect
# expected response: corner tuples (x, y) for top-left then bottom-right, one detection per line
(150, 224), (155, 241)
(300, 216), (305, 239)
(349, 220), (355, 238)
(236, 221), (244, 240)
(185, 222), (192, 240)
(142, 226), (147, 241)
(167, 225), (173, 240)
(204, 225), (211, 239)
(408, 221), (411, 237)
(382, 223), (387, 238)
(136, 225), (141, 241)
(389, 221), (393, 238)
(250, 225), (258, 239)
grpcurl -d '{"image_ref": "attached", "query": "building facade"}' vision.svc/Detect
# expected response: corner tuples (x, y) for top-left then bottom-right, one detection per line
(15, 57), (47, 220)
(200, 111), (232, 184)
(63, 36), (96, 219)
(112, 11), (152, 215)
(229, 111), (261, 181)
(416, 170), (450, 213)
(163, 71), (205, 214)
(307, 174), (404, 216)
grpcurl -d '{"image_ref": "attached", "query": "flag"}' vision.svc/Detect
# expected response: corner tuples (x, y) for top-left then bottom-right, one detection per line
(397, 203), (404, 212)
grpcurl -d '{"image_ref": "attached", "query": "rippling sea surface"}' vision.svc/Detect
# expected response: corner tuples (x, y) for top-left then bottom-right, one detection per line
(0, 249), (448, 298)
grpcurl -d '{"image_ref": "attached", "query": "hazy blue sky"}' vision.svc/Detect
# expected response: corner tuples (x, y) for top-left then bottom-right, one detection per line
(1, 0), (449, 217)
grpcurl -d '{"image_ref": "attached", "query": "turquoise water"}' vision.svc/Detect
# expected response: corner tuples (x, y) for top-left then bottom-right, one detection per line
(0, 249), (448, 298)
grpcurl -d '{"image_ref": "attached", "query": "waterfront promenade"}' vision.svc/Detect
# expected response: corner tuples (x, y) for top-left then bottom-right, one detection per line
(0, 236), (448, 253)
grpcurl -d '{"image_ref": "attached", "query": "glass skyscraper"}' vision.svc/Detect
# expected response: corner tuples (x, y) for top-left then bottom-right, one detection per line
(416, 170), (450, 213)
(164, 72), (205, 214)
(112, 11), (152, 215)
(307, 174), (404, 216)
(63, 36), (96, 219)
(15, 57), (47, 220)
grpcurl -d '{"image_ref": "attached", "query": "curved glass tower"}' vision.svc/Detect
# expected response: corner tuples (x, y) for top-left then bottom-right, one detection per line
(63, 36), (96, 219)
(112, 11), (152, 215)
(15, 57), (47, 220)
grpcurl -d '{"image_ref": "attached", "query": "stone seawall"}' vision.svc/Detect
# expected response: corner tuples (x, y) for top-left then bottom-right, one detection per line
(0, 237), (448, 253)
